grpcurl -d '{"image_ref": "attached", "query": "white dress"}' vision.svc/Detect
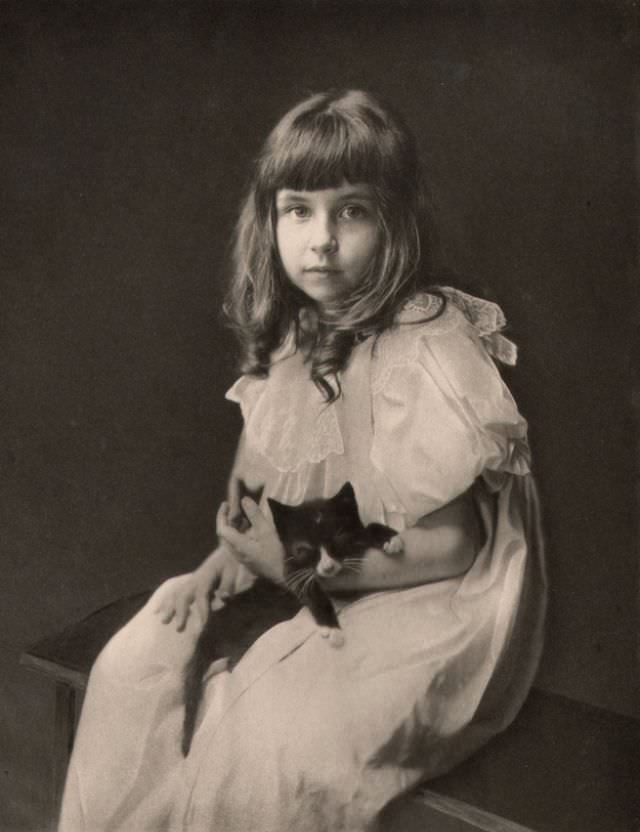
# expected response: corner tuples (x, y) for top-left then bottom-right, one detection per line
(59, 289), (547, 832)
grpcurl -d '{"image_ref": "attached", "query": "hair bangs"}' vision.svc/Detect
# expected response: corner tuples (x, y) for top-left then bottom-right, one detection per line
(262, 110), (392, 194)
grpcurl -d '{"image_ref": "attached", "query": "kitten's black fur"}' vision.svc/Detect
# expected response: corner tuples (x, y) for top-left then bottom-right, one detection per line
(181, 482), (395, 756)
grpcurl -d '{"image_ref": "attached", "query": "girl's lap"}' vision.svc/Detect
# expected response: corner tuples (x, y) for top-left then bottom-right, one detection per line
(191, 580), (468, 750)
(178, 582), (481, 831)
(91, 573), (480, 784)
(102, 573), (465, 684)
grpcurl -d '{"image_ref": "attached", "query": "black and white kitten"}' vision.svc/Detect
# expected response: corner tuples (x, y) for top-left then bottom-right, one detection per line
(268, 482), (397, 637)
(181, 482), (396, 756)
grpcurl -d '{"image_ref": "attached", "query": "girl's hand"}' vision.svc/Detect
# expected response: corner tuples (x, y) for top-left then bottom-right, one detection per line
(216, 498), (285, 584)
(227, 471), (248, 531)
(153, 545), (253, 631)
(227, 474), (265, 532)
(153, 572), (211, 632)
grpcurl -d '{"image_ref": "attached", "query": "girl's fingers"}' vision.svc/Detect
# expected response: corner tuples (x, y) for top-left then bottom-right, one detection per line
(227, 482), (244, 529)
(241, 499), (281, 549)
(232, 571), (247, 596)
(240, 497), (268, 532)
(217, 523), (249, 554)
(152, 579), (178, 615)
(217, 501), (249, 548)
(217, 570), (236, 599)
(174, 594), (192, 632)
(216, 501), (230, 532)
(195, 590), (209, 625)
(153, 591), (177, 624)
(159, 607), (175, 625)
(210, 595), (226, 611)
(219, 497), (269, 539)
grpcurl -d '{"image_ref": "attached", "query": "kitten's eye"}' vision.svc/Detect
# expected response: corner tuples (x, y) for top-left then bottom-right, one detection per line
(294, 544), (315, 561)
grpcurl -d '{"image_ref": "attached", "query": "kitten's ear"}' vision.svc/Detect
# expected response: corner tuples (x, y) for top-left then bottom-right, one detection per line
(334, 482), (357, 509)
(335, 482), (355, 501)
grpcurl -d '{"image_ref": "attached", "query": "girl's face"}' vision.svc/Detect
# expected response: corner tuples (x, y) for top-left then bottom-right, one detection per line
(275, 182), (380, 308)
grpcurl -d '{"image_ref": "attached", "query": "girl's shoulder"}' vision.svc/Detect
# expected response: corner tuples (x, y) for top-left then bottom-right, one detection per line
(369, 289), (530, 521)
(393, 286), (517, 362)
(371, 287), (518, 394)
(395, 288), (512, 344)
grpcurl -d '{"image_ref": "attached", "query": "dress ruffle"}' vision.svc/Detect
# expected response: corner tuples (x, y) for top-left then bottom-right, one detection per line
(227, 364), (344, 474)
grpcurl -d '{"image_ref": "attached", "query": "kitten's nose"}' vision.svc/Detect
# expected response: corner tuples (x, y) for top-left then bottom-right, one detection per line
(317, 548), (340, 577)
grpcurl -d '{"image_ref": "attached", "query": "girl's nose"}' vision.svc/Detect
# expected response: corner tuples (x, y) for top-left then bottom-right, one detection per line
(310, 216), (338, 254)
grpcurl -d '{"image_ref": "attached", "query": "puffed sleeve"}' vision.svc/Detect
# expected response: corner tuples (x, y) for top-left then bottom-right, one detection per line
(225, 374), (267, 423)
(370, 301), (530, 523)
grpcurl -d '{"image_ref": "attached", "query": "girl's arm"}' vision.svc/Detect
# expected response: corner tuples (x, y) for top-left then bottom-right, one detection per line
(217, 488), (484, 592)
(323, 488), (483, 593)
(155, 430), (264, 630)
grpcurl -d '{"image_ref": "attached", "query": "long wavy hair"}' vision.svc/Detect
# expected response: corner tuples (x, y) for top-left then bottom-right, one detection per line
(224, 89), (445, 401)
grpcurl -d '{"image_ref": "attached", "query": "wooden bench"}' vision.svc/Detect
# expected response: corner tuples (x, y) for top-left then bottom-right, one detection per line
(21, 594), (640, 831)
(20, 592), (151, 826)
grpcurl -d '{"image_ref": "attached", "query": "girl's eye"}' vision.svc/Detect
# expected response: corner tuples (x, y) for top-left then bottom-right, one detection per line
(286, 205), (310, 219)
(340, 204), (366, 220)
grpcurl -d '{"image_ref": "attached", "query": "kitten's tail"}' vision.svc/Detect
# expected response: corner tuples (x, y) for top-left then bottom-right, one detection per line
(182, 632), (212, 757)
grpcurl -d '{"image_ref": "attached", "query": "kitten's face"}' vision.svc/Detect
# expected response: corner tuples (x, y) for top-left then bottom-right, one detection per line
(288, 540), (341, 578)
(268, 483), (363, 583)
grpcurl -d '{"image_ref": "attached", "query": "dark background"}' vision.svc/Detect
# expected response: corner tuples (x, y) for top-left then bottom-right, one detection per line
(2, 1), (638, 828)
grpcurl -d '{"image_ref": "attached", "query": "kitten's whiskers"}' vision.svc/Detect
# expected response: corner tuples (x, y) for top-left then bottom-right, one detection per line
(300, 571), (317, 597)
(285, 571), (307, 592)
(341, 557), (364, 574)
(285, 568), (314, 596)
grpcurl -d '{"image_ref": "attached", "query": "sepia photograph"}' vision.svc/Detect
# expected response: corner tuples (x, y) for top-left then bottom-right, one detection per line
(2, 1), (639, 830)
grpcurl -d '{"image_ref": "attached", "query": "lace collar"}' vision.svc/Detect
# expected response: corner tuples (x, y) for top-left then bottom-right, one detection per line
(401, 288), (518, 366)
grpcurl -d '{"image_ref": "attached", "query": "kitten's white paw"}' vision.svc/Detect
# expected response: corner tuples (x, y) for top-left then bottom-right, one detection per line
(318, 627), (344, 647)
(384, 534), (404, 555)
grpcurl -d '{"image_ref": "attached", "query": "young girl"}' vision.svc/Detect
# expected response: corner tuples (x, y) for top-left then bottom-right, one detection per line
(59, 89), (547, 831)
